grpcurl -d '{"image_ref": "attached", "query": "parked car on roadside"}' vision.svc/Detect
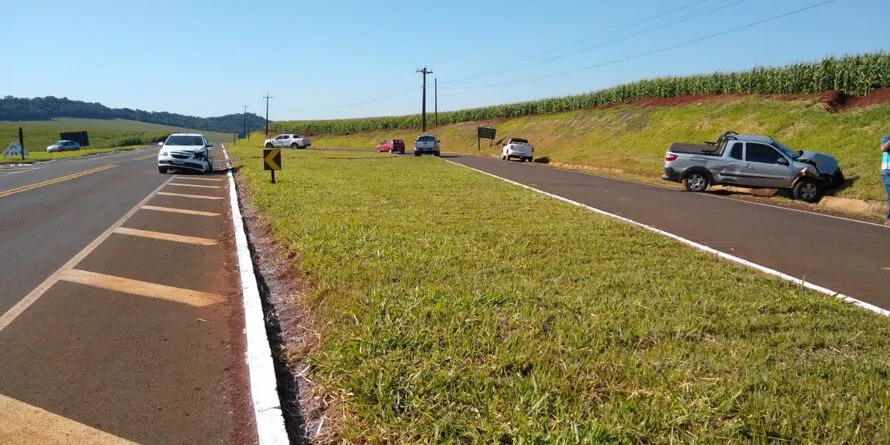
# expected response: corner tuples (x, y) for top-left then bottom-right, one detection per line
(377, 139), (405, 154)
(502, 137), (534, 162)
(157, 133), (213, 174)
(265, 133), (311, 149)
(46, 140), (81, 153)
(662, 131), (844, 203)
(414, 135), (440, 156)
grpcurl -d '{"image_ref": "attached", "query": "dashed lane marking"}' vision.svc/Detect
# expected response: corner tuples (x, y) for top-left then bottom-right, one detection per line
(114, 227), (218, 246)
(141, 205), (219, 217)
(167, 183), (221, 189)
(0, 392), (138, 445)
(59, 269), (224, 307)
(135, 154), (156, 161)
(0, 165), (117, 199)
(157, 191), (224, 200)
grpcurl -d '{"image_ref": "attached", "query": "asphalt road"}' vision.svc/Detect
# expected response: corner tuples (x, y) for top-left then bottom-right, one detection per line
(0, 148), (254, 444)
(447, 155), (890, 311)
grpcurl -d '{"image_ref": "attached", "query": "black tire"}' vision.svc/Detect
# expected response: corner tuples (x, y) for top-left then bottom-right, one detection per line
(682, 171), (710, 192)
(265, 143), (273, 148)
(434, 151), (440, 157)
(290, 143), (298, 148)
(528, 157), (534, 163)
(792, 179), (822, 203)
(158, 166), (167, 174)
(415, 152), (421, 157)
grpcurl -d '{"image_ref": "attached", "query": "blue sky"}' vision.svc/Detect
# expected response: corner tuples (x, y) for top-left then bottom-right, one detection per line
(5, 0), (888, 120)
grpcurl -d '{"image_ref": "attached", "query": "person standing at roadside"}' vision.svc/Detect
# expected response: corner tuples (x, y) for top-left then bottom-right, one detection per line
(883, 135), (890, 226)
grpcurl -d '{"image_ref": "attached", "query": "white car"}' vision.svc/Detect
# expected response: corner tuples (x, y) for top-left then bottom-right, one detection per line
(502, 137), (534, 162)
(157, 133), (213, 174)
(46, 140), (81, 153)
(264, 133), (311, 149)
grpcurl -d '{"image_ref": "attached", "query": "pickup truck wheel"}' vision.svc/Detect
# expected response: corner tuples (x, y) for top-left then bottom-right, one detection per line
(682, 172), (710, 192)
(793, 179), (822, 203)
(265, 143), (273, 148)
(290, 143), (298, 148)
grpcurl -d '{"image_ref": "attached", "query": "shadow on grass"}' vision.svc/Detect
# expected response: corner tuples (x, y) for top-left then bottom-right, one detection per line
(533, 156), (551, 164)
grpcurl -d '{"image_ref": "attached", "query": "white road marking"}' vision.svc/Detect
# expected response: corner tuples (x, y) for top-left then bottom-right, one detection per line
(173, 176), (224, 182)
(113, 227), (218, 246)
(60, 269), (223, 307)
(222, 145), (290, 444)
(141, 205), (219, 217)
(157, 191), (224, 200)
(167, 183), (220, 189)
(445, 159), (890, 317)
(0, 393), (137, 444)
(0, 177), (174, 332)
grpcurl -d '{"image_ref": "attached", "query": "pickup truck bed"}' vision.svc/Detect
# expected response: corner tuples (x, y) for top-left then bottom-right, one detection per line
(668, 143), (721, 155)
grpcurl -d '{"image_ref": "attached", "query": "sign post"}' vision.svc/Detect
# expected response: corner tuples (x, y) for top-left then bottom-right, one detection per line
(18, 127), (24, 161)
(263, 148), (281, 183)
(476, 127), (496, 152)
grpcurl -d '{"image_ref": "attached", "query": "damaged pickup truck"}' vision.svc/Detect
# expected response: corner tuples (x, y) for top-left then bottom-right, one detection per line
(662, 131), (844, 203)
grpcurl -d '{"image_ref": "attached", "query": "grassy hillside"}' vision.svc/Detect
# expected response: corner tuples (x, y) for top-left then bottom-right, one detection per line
(297, 96), (890, 202)
(1, 118), (233, 162)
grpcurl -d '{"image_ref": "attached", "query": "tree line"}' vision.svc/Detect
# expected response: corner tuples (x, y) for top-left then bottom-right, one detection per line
(0, 96), (267, 134)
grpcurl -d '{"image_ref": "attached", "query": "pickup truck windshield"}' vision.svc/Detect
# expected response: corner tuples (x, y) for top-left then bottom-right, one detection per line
(773, 141), (800, 159)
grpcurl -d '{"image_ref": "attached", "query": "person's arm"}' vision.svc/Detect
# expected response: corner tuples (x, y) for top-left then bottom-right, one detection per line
(883, 139), (890, 153)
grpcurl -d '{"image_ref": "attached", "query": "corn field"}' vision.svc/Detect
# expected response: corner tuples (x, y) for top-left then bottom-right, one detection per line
(276, 53), (890, 135)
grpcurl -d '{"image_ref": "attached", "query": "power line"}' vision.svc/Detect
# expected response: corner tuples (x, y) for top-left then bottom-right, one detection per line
(445, 0), (838, 91)
(450, 0), (747, 84)
(440, 0), (721, 86)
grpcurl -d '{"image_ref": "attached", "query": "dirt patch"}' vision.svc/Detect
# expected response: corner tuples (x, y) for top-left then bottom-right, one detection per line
(844, 87), (890, 109)
(234, 173), (341, 444)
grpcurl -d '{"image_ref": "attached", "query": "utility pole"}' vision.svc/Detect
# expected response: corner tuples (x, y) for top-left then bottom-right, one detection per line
(242, 105), (249, 140)
(434, 78), (438, 128)
(263, 93), (273, 136)
(416, 67), (433, 132)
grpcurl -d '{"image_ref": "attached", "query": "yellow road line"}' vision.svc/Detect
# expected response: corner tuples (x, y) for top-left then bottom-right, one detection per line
(0, 393), (137, 445)
(142, 205), (219, 216)
(157, 191), (224, 200)
(60, 269), (223, 307)
(114, 227), (218, 246)
(174, 176), (223, 182)
(167, 183), (221, 189)
(135, 154), (157, 161)
(0, 165), (117, 199)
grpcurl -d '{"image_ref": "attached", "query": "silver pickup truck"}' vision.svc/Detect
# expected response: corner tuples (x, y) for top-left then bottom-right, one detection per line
(662, 131), (844, 203)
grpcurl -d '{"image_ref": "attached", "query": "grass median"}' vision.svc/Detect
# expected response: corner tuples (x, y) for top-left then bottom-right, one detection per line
(231, 146), (890, 443)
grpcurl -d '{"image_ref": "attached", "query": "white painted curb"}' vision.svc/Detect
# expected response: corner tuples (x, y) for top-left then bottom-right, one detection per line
(222, 145), (290, 444)
(445, 159), (890, 318)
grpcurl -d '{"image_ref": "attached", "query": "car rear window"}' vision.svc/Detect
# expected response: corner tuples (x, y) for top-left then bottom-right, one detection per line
(511, 138), (528, 143)
(165, 135), (205, 146)
(418, 136), (435, 142)
(394, 139), (403, 144)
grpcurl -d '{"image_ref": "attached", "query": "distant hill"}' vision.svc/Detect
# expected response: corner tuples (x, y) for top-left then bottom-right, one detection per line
(0, 96), (266, 135)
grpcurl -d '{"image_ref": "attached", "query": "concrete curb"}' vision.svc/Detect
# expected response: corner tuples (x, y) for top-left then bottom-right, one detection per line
(445, 159), (890, 318)
(222, 145), (290, 445)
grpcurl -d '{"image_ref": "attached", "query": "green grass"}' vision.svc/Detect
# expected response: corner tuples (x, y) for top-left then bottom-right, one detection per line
(231, 147), (890, 443)
(1, 118), (234, 163)
(303, 96), (890, 202)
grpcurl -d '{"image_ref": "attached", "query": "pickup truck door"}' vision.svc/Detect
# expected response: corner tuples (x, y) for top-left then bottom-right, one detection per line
(275, 135), (287, 147)
(714, 141), (746, 184)
(743, 142), (794, 188)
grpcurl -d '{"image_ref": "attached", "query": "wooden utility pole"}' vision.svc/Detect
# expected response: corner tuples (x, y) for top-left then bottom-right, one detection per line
(263, 93), (273, 136)
(416, 67), (433, 132)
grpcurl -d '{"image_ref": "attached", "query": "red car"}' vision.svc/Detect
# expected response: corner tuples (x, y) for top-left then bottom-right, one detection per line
(377, 139), (405, 154)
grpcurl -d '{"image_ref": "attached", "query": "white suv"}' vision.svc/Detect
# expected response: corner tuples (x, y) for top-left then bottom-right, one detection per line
(502, 137), (534, 162)
(157, 133), (213, 174)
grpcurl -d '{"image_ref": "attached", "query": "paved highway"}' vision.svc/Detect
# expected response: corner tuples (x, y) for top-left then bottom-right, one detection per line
(446, 155), (890, 311)
(0, 148), (254, 444)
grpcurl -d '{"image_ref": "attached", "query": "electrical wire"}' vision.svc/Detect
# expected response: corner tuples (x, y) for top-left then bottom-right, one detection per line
(444, 0), (838, 91)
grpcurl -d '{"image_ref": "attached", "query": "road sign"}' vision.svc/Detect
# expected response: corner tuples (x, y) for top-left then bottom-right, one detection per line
(477, 127), (496, 151)
(60, 131), (90, 147)
(3, 142), (25, 157)
(263, 149), (281, 170)
(263, 148), (281, 184)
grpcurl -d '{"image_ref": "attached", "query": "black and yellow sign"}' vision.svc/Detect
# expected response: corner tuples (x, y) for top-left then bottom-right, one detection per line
(263, 149), (281, 171)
